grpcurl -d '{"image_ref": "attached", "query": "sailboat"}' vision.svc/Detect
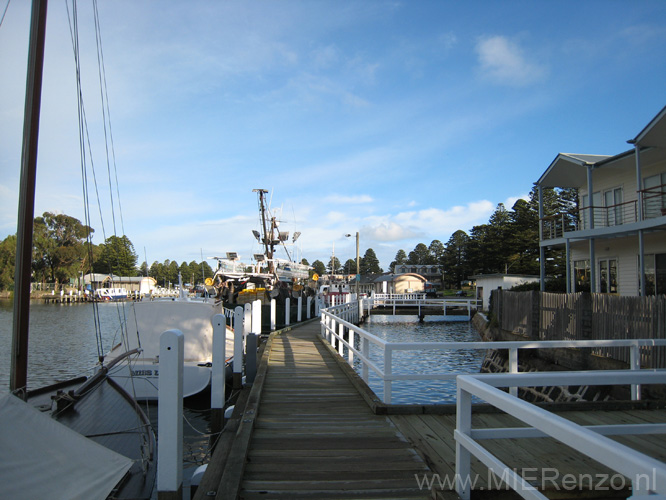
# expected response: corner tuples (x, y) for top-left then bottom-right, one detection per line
(2, 2), (155, 498)
(105, 275), (236, 401)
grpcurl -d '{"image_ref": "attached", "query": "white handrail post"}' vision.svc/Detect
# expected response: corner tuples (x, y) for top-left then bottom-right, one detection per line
(233, 306), (244, 389)
(244, 303), (252, 337)
(285, 297), (291, 326)
(252, 299), (261, 334)
(630, 344), (641, 401)
(384, 345), (392, 404)
(509, 348), (518, 397)
(362, 336), (369, 382)
(455, 382), (472, 500)
(270, 298), (276, 331)
(320, 313), (326, 338)
(158, 329), (183, 500)
(211, 314), (226, 412)
(338, 322), (345, 356)
(306, 296), (312, 319)
(348, 328), (354, 365)
(297, 296), (302, 322)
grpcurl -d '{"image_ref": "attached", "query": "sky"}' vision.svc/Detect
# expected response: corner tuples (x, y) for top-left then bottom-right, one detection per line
(1, 1), (665, 272)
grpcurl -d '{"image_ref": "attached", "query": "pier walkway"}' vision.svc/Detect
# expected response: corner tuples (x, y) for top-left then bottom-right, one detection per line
(196, 320), (433, 499)
(195, 320), (666, 500)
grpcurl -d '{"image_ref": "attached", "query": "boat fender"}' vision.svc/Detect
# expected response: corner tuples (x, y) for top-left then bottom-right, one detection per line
(190, 464), (208, 497)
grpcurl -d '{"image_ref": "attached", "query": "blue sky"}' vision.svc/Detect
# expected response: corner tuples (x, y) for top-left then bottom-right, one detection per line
(1, 1), (665, 271)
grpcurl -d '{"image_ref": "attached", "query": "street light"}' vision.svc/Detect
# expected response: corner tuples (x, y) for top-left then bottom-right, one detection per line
(345, 232), (360, 298)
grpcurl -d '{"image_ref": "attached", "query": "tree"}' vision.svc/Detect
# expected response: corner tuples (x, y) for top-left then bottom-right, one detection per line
(389, 249), (407, 272)
(428, 240), (445, 266)
(33, 212), (93, 287)
(443, 230), (470, 289)
(342, 258), (357, 275)
(327, 256), (341, 274)
(311, 260), (326, 277)
(139, 261), (149, 277)
(0, 235), (16, 290)
(407, 243), (431, 265)
(360, 248), (382, 274)
(93, 235), (138, 276)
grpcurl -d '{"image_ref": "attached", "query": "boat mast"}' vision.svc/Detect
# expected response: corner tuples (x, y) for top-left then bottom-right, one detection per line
(254, 188), (275, 274)
(11, 0), (49, 399)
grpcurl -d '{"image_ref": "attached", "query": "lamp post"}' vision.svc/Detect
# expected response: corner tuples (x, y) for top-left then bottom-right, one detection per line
(345, 232), (360, 298)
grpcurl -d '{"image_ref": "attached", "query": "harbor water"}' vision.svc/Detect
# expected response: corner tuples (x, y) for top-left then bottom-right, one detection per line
(359, 314), (486, 404)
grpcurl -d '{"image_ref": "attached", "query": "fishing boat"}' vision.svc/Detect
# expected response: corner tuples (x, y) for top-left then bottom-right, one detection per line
(3, 2), (155, 498)
(105, 283), (236, 400)
(209, 189), (313, 304)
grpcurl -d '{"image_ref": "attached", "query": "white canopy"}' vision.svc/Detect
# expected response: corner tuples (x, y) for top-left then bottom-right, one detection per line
(0, 393), (132, 500)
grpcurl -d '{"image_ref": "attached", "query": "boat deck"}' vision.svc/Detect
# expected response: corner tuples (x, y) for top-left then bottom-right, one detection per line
(194, 321), (666, 500)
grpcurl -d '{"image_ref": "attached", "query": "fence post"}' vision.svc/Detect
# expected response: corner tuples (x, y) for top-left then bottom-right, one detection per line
(630, 344), (641, 401)
(233, 306), (244, 389)
(270, 298), (276, 331)
(509, 348), (518, 397)
(297, 296), (302, 323)
(384, 345), (392, 404)
(285, 297), (291, 326)
(529, 290), (541, 340)
(210, 314), (226, 436)
(306, 296), (312, 319)
(455, 382), (472, 500)
(158, 329), (183, 500)
(252, 299), (261, 334)
(362, 337), (369, 382)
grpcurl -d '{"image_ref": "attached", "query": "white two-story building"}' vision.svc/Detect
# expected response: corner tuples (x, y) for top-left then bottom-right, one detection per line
(536, 105), (666, 296)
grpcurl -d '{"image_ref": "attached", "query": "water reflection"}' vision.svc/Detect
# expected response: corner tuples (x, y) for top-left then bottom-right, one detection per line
(356, 315), (486, 404)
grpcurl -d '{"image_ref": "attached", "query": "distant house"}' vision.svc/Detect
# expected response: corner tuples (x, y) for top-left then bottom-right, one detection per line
(83, 274), (156, 295)
(371, 273), (427, 295)
(471, 274), (539, 311)
(536, 105), (666, 296)
(393, 264), (442, 284)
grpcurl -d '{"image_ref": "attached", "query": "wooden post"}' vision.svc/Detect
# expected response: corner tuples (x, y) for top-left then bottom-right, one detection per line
(210, 314), (226, 438)
(285, 297), (291, 326)
(158, 329), (183, 500)
(270, 298), (276, 331)
(297, 296), (302, 322)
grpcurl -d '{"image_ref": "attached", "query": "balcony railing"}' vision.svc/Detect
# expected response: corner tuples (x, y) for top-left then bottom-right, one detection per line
(540, 185), (666, 241)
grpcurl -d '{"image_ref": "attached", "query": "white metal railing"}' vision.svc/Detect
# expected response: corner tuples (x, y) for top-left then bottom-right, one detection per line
(369, 294), (477, 320)
(455, 371), (666, 500)
(321, 301), (666, 404)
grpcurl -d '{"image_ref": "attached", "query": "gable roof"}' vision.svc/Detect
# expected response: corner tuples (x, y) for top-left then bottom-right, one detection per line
(537, 153), (611, 188)
(630, 104), (666, 148)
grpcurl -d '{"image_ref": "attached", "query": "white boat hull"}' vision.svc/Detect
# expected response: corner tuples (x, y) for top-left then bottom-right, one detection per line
(106, 299), (235, 400)
(107, 361), (212, 400)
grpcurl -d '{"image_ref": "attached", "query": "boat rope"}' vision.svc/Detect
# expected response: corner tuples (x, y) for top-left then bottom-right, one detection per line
(0, 0), (10, 29)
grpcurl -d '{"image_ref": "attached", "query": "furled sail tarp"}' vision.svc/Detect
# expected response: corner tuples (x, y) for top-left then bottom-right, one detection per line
(0, 393), (132, 500)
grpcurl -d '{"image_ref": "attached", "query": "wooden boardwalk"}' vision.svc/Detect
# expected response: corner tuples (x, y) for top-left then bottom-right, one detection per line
(195, 320), (666, 500)
(239, 321), (432, 499)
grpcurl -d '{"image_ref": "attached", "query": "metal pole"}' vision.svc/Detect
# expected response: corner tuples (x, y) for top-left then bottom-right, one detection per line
(11, 0), (48, 399)
(355, 231), (360, 298)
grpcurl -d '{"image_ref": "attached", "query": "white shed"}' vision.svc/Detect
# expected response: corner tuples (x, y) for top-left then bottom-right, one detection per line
(471, 274), (539, 311)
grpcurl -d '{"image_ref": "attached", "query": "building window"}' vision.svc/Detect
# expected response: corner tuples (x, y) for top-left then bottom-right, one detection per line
(643, 173), (666, 219)
(574, 260), (590, 292)
(642, 253), (666, 296)
(599, 258), (618, 294)
(604, 187), (623, 226)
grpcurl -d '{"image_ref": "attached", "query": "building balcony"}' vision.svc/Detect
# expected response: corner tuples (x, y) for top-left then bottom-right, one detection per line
(540, 185), (666, 244)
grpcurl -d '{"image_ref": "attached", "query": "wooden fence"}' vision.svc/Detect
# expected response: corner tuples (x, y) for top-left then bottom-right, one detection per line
(492, 290), (666, 368)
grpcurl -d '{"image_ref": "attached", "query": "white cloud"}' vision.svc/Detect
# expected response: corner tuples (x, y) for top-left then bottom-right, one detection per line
(323, 194), (374, 204)
(476, 36), (547, 86)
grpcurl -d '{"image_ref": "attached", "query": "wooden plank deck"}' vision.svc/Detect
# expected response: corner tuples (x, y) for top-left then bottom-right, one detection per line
(196, 319), (666, 500)
(239, 321), (433, 499)
(391, 409), (666, 499)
